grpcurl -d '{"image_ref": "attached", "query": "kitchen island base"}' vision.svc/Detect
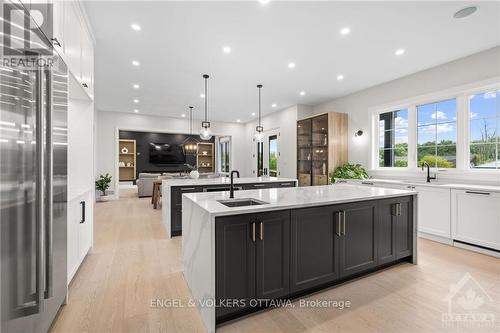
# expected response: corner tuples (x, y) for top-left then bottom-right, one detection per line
(182, 185), (417, 332)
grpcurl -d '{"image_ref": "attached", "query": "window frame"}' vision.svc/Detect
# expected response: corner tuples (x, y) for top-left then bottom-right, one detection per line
(217, 136), (231, 175)
(370, 79), (500, 173)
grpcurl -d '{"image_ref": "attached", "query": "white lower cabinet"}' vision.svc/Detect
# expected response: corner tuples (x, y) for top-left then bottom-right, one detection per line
(67, 191), (93, 282)
(451, 190), (500, 250)
(413, 186), (451, 239)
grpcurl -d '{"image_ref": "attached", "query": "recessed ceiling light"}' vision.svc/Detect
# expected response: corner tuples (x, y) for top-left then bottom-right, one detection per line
(272, 103), (277, 108)
(181, 114), (186, 118)
(134, 109), (139, 113)
(259, 0), (270, 5)
(395, 48), (405, 56)
(299, 91), (306, 96)
(132, 84), (140, 89)
(200, 93), (205, 98)
(251, 112), (256, 116)
(132, 60), (140, 66)
(337, 74), (344, 81)
(222, 46), (231, 54)
(453, 6), (477, 19)
(130, 23), (141, 31)
(340, 27), (350, 35)
(236, 119), (241, 123)
(133, 99), (139, 103)
(288, 62), (296, 69)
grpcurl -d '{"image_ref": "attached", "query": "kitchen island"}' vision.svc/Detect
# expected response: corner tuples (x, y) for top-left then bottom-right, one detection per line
(161, 176), (297, 237)
(182, 183), (418, 332)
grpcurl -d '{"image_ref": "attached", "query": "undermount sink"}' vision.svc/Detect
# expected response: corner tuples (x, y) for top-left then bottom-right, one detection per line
(217, 198), (269, 207)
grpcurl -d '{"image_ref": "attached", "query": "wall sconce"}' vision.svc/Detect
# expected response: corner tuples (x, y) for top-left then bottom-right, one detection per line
(354, 130), (363, 137)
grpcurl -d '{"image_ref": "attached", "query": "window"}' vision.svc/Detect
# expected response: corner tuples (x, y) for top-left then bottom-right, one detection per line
(469, 91), (499, 169)
(417, 99), (457, 168)
(218, 137), (230, 174)
(269, 134), (278, 176)
(378, 109), (408, 167)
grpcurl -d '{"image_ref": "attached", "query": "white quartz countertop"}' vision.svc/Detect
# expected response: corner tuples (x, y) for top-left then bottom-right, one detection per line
(162, 176), (296, 187)
(183, 183), (416, 217)
(343, 178), (500, 193)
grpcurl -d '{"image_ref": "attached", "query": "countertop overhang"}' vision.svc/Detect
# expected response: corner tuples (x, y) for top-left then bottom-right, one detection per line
(183, 183), (417, 217)
(162, 176), (297, 188)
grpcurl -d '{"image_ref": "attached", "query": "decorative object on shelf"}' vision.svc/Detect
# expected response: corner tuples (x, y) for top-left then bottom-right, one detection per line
(199, 74), (212, 140)
(121, 147), (129, 154)
(95, 173), (112, 201)
(118, 161), (125, 167)
(126, 162), (132, 167)
(255, 84), (264, 142)
(330, 163), (368, 184)
(189, 170), (200, 179)
(202, 151), (208, 156)
(355, 129), (363, 137)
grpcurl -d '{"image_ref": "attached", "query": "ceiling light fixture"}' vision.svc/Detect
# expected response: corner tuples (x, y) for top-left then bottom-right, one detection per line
(299, 91), (306, 96)
(251, 112), (256, 116)
(133, 84), (140, 89)
(133, 99), (139, 103)
(288, 62), (296, 69)
(395, 48), (405, 56)
(337, 74), (344, 81)
(340, 27), (350, 35)
(199, 74), (212, 140)
(200, 93), (205, 98)
(259, 0), (270, 5)
(255, 84), (264, 142)
(132, 60), (140, 66)
(181, 114), (186, 118)
(453, 6), (477, 19)
(134, 109), (139, 113)
(272, 103), (277, 108)
(222, 46), (231, 54)
(236, 119), (241, 123)
(130, 23), (141, 31)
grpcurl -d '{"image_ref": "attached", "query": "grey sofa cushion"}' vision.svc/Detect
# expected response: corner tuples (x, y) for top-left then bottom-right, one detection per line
(136, 173), (161, 197)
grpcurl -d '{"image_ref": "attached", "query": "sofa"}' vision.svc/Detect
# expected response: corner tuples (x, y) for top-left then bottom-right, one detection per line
(136, 173), (162, 197)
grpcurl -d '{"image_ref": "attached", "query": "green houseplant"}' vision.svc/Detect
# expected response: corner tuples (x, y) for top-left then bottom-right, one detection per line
(95, 173), (112, 201)
(330, 163), (369, 184)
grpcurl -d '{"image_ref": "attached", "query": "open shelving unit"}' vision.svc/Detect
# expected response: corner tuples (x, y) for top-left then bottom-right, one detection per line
(119, 139), (137, 181)
(196, 142), (215, 174)
(297, 112), (348, 186)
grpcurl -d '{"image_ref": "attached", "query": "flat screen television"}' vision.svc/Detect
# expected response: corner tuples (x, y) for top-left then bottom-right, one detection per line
(149, 143), (186, 164)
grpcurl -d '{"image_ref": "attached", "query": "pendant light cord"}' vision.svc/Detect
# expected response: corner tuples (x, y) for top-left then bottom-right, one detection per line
(203, 74), (209, 122)
(189, 106), (193, 135)
(257, 84), (263, 129)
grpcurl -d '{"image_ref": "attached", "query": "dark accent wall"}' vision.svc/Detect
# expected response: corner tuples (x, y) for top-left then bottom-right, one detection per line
(119, 130), (215, 179)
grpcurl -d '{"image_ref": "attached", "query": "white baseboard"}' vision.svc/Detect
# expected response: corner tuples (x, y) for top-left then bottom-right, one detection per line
(453, 241), (500, 258)
(418, 232), (453, 245)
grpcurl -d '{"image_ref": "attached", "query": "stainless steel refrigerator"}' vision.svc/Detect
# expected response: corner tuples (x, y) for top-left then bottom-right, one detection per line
(1, 2), (68, 332)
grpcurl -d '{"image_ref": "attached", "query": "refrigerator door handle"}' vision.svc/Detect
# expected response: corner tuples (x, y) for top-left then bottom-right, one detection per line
(34, 66), (45, 312)
(44, 69), (54, 299)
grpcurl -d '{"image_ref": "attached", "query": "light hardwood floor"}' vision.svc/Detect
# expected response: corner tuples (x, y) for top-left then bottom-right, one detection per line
(51, 188), (500, 333)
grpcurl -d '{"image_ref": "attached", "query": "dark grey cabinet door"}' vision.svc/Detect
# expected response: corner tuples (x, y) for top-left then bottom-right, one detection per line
(290, 206), (340, 292)
(255, 211), (290, 299)
(377, 199), (397, 265)
(215, 215), (256, 318)
(339, 202), (378, 278)
(395, 197), (413, 259)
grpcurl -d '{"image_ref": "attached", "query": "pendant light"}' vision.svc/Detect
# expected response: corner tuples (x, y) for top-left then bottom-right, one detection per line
(200, 74), (212, 140)
(184, 106), (198, 154)
(255, 84), (264, 142)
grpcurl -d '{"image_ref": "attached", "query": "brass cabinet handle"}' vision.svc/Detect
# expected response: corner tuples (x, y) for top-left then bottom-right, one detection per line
(336, 212), (342, 236)
(259, 222), (264, 241)
(342, 211), (346, 235)
(252, 222), (256, 242)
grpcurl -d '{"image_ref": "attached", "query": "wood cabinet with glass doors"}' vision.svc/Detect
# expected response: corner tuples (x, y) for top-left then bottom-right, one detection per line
(297, 112), (348, 186)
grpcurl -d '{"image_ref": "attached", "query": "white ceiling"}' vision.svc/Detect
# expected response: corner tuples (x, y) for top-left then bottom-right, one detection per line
(84, 1), (500, 123)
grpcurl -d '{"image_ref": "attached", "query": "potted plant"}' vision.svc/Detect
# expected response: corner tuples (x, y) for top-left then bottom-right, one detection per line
(330, 163), (369, 184)
(95, 173), (112, 201)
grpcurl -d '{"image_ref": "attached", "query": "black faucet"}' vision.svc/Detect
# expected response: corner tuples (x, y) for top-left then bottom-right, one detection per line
(421, 161), (436, 183)
(230, 170), (240, 198)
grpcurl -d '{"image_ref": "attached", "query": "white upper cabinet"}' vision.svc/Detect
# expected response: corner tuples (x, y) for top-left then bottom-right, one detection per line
(80, 28), (94, 97)
(63, 2), (82, 81)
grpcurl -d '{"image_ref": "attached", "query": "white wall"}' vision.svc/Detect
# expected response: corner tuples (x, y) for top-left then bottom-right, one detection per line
(311, 46), (500, 171)
(244, 105), (298, 178)
(95, 111), (248, 194)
